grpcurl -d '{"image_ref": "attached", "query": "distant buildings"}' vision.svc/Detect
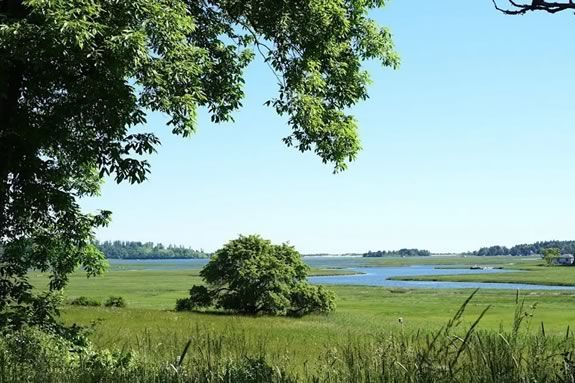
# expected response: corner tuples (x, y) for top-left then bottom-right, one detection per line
(554, 254), (574, 266)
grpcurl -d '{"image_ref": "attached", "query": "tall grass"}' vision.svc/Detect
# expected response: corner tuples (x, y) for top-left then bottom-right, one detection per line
(2, 290), (574, 382)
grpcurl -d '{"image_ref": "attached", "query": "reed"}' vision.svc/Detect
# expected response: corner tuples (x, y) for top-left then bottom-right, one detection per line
(1, 291), (574, 383)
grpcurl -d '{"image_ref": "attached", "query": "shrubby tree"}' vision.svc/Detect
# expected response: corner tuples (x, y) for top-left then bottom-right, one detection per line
(176, 285), (212, 311)
(176, 235), (336, 316)
(542, 248), (560, 266)
(289, 282), (335, 316)
(0, 0), (397, 332)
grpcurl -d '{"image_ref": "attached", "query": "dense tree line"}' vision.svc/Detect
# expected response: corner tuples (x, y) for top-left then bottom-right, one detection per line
(471, 241), (575, 256)
(96, 241), (209, 259)
(363, 249), (431, 257)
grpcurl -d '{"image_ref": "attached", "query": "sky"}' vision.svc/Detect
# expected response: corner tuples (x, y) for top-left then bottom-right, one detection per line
(81, 1), (575, 254)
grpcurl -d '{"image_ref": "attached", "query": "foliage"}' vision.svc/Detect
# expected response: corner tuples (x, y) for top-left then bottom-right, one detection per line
(471, 240), (575, 256)
(363, 248), (431, 257)
(473, 245), (512, 256)
(4, 294), (575, 382)
(96, 240), (208, 259)
(68, 297), (101, 307)
(175, 298), (193, 312)
(0, 0), (397, 332)
(289, 283), (335, 316)
(177, 235), (335, 316)
(175, 286), (212, 311)
(0, 327), (141, 382)
(188, 285), (213, 307)
(542, 247), (561, 266)
(104, 297), (126, 308)
(0, 327), (79, 371)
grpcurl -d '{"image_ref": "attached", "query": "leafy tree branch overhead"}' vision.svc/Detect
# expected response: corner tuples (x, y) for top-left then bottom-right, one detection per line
(0, 0), (398, 333)
(493, 0), (575, 15)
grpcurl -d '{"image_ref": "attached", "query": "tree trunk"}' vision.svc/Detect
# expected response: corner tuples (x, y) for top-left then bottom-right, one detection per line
(0, 61), (23, 235)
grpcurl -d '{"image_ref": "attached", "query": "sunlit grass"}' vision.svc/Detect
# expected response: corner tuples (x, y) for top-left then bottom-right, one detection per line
(393, 264), (575, 286)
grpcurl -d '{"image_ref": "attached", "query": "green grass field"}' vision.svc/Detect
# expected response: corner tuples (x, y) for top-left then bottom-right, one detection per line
(392, 261), (575, 286)
(354, 254), (542, 267)
(15, 256), (575, 380)
(26, 257), (575, 360)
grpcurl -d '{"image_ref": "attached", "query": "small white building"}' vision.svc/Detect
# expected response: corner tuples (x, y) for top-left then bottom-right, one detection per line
(554, 254), (574, 265)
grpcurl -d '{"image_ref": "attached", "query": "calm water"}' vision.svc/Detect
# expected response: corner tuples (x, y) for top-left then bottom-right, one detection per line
(108, 257), (575, 290)
(109, 258), (209, 270)
(108, 256), (366, 270)
(308, 265), (575, 291)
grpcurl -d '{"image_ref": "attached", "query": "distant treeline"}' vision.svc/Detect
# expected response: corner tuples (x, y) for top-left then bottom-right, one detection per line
(471, 240), (575, 256)
(96, 241), (209, 259)
(363, 249), (431, 257)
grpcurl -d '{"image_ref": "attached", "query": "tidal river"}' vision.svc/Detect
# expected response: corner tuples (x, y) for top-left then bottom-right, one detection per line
(308, 265), (575, 290)
(108, 257), (575, 290)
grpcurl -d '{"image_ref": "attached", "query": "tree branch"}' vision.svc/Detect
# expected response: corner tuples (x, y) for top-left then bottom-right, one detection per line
(0, 61), (24, 234)
(493, 0), (575, 15)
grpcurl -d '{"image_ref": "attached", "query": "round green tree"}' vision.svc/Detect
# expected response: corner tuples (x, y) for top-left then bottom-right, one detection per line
(177, 235), (335, 316)
(542, 247), (561, 266)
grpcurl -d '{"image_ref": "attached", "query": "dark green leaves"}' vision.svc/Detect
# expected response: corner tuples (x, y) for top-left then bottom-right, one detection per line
(221, 0), (400, 171)
(178, 234), (335, 316)
(1, 0), (395, 332)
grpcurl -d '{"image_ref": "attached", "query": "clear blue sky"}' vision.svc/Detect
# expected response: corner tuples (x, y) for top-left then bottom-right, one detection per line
(81, 1), (575, 254)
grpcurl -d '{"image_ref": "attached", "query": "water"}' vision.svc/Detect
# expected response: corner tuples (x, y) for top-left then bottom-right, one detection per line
(109, 258), (209, 270)
(108, 256), (367, 270)
(107, 258), (575, 290)
(309, 265), (575, 290)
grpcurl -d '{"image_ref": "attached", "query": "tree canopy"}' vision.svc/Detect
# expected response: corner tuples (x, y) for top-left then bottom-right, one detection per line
(541, 247), (561, 266)
(176, 235), (335, 316)
(0, 0), (397, 331)
(96, 240), (208, 259)
(363, 248), (431, 258)
(470, 241), (575, 257)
